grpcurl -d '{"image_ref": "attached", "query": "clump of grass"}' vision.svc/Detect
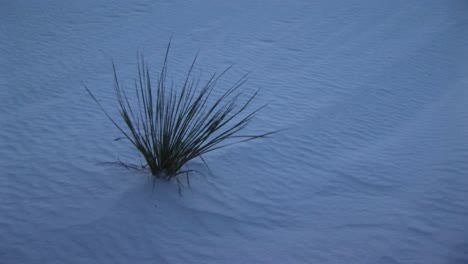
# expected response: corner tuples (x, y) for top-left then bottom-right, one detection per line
(85, 43), (274, 188)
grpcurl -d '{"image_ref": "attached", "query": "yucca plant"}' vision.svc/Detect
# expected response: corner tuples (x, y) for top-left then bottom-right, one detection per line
(85, 43), (273, 187)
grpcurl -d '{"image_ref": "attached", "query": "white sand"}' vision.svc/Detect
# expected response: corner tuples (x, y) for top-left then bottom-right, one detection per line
(1, 0), (467, 263)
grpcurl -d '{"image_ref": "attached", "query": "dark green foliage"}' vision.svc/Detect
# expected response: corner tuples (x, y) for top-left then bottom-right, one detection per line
(86, 43), (273, 183)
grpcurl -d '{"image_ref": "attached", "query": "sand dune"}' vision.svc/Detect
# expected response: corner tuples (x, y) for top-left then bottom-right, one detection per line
(1, 0), (467, 263)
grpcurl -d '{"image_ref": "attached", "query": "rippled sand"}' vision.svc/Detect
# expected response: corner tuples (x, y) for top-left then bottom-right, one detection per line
(1, 0), (467, 263)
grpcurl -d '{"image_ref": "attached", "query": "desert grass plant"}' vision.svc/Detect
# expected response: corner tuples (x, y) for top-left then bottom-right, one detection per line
(85, 43), (274, 190)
